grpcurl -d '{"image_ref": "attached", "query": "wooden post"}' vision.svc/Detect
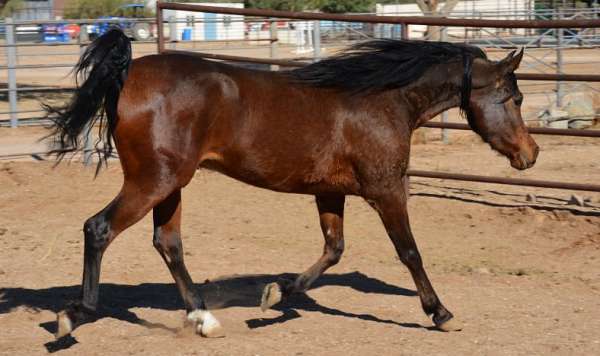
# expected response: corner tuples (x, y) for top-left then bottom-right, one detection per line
(269, 18), (279, 71)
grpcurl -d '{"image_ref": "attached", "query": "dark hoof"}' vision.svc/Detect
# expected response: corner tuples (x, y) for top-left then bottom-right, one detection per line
(435, 318), (463, 331)
(433, 311), (462, 332)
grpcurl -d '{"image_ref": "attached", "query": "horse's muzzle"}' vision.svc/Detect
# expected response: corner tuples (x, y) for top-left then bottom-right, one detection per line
(511, 142), (539, 170)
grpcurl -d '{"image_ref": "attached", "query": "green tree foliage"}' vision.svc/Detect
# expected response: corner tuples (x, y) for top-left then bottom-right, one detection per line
(2, 0), (25, 17)
(243, 0), (409, 13)
(243, 0), (305, 11)
(309, 0), (373, 13)
(60, 0), (414, 19)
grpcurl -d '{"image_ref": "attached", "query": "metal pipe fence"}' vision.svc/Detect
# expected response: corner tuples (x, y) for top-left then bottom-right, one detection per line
(154, 2), (600, 193)
(3, 9), (600, 126)
(2, 3), (600, 194)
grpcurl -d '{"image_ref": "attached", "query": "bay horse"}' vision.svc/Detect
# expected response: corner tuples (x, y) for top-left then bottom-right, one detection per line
(47, 28), (538, 338)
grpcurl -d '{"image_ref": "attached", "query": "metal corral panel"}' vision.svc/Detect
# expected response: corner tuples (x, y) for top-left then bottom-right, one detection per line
(163, 2), (244, 41)
(376, 0), (532, 38)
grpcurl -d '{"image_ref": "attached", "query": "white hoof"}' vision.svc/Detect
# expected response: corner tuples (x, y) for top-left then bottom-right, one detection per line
(55, 311), (73, 339)
(260, 282), (282, 312)
(199, 312), (225, 338)
(436, 318), (463, 332)
(187, 310), (225, 338)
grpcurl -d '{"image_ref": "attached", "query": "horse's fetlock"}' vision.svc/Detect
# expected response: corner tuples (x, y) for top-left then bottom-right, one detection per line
(432, 306), (453, 325)
(328, 244), (344, 265)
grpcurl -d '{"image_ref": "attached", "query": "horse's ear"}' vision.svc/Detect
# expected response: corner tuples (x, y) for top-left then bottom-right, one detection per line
(472, 49), (524, 89)
(500, 48), (524, 73)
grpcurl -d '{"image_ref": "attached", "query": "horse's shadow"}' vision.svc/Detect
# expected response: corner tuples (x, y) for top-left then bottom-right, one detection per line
(0, 271), (424, 352)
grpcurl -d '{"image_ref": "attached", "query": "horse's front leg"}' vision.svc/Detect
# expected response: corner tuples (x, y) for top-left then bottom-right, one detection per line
(367, 178), (461, 331)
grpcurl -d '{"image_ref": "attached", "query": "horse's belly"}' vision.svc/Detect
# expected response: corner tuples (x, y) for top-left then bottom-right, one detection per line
(198, 150), (360, 195)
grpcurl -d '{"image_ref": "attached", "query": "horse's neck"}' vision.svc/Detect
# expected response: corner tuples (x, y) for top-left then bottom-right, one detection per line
(402, 63), (463, 128)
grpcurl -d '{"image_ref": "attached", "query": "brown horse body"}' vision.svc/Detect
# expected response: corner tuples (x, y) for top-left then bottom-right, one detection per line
(49, 29), (538, 338)
(121, 54), (413, 196)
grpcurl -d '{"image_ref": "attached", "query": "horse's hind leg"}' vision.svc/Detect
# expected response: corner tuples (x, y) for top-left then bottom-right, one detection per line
(152, 189), (223, 337)
(369, 182), (461, 332)
(55, 179), (176, 338)
(261, 195), (345, 310)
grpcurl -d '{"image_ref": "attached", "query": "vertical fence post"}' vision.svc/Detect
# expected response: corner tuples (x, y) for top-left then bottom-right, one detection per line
(6, 18), (18, 128)
(269, 18), (278, 71)
(78, 23), (89, 50)
(168, 16), (177, 50)
(82, 124), (93, 166)
(312, 20), (321, 61)
(440, 26), (449, 144)
(555, 11), (564, 108)
(157, 2), (165, 53)
(400, 23), (409, 40)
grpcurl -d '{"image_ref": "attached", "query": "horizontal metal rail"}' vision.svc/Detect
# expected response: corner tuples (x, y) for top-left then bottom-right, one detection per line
(422, 122), (600, 138)
(516, 73), (600, 82)
(0, 87), (75, 93)
(407, 170), (600, 192)
(1, 17), (156, 25)
(162, 49), (600, 83)
(0, 147), (596, 192)
(161, 49), (308, 67)
(0, 63), (76, 70)
(154, 6), (600, 194)
(7, 59), (600, 82)
(2, 115), (597, 140)
(157, 3), (600, 28)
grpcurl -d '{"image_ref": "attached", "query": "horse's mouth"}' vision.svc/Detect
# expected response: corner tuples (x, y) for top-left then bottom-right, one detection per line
(510, 152), (536, 170)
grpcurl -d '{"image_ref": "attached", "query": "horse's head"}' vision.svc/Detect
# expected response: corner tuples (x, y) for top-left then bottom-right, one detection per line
(467, 49), (539, 170)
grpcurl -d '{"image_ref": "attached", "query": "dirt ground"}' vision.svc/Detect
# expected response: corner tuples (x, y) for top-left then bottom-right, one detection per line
(0, 126), (599, 355)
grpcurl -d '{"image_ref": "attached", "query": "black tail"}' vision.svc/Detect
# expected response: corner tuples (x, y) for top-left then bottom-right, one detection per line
(45, 28), (132, 171)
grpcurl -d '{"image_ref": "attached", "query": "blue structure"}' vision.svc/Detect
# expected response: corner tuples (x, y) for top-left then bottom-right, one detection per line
(204, 12), (217, 40)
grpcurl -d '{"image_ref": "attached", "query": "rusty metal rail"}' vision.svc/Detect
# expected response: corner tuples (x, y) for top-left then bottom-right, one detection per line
(162, 49), (600, 83)
(422, 122), (600, 138)
(161, 49), (307, 67)
(157, 3), (600, 28)
(407, 170), (600, 192)
(154, 3), (600, 193)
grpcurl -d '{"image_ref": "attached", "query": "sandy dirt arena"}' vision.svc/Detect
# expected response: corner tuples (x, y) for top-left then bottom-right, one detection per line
(0, 126), (599, 355)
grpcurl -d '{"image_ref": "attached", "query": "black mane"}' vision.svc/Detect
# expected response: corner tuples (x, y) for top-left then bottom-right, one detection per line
(290, 39), (487, 110)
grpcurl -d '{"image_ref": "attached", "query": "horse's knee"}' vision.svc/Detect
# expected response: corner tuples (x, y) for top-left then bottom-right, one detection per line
(83, 214), (111, 252)
(399, 248), (422, 267)
(153, 227), (183, 264)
